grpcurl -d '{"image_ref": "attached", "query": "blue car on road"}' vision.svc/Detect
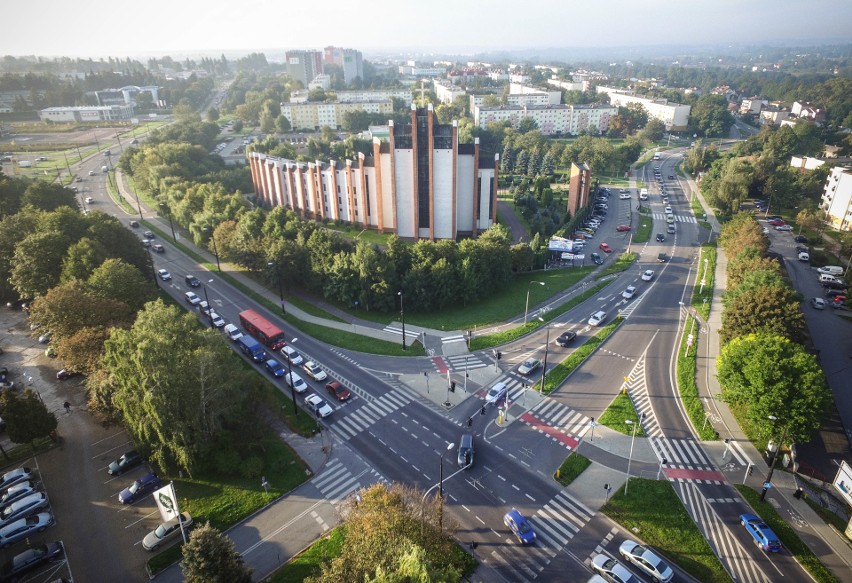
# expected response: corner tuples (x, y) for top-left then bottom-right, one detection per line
(739, 513), (781, 552)
(503, 509), (535, 544)
(264, 359), (286, 378)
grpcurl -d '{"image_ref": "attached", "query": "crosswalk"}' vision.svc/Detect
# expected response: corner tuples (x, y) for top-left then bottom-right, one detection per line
(652, 212), (697, 223)
(528, 399), (592, 440)
(443, 353), (491, 373)
(311, 458), (387, 503)
(329, 391), (411, 440)
(490, 491), (594, 582)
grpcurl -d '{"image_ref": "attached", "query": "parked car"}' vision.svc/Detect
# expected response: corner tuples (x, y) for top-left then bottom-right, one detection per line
(619, 192), (630, 200)
(118, 473), (161, 504)
(285, 372), (308, 394)
(503, 509), (536, 544)
(590, 253), (604, 265)
(37, 332), (51, 344)
(0, 493), (49, 528)
(157, 269), (171, 281)
(517, 358), (542, 375)
(616, 225), (631, 232)
(619, 540), (673, 582)
(768, 219), (785, 227)
(794, 235), (809, 244)
(142, 513), (192, 551)
(599, 243), (613, 253)
(0, 541), (63, 582)
(591, 553), (639, 583)
(588, 311), (607, 326)
(0, 512), (53, 549)
(264, 359), (286, 378)
(740, 513), (782, 552)
(775, 225), (793, 231)
(0, 470), (32, 494)
(0, 483), (37, 510)
(305, 394), (334, 418)
(303, 361), (327, 381)
(642, 270), (655, 281)
(485, 382), (508, 405)
(108, 451), (143, 476)
(555, 331), (577, 346)
(325, 380), (351, 401)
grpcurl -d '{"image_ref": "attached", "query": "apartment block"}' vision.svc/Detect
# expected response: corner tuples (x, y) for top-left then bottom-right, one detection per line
(286, 50), (324, 87)
(279, 100), (393, 131)
(596, 86), (691, 131)
(821, 167), (852, 231)
(474, 103), (616, 136)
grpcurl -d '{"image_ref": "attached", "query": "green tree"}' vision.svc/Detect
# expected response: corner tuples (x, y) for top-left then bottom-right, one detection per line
(10, 230), (72, 299)
(180, 523), (252, 583)
(28, 280), (135, 342)
(275, 114), (291, 133)
(689, 94), (734, 137)
(206, 107), (220, 122)
(718, 334), (831, 444)
(87, 258), (157, 313)
(720, 285), (804, 345)
(20, 182), (79, 213)
(1, 389), (58, 447)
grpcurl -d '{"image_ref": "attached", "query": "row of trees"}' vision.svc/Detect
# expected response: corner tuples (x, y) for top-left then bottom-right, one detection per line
(716, 213), (831, 445)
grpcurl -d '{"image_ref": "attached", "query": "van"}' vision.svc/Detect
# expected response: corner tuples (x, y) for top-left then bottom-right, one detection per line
(237, 336), (265, 362)
(817, 266), (843, 276)
(457, 434), (474, 468)
(101, 165), (108, 173)
(819, 273), (839, 284)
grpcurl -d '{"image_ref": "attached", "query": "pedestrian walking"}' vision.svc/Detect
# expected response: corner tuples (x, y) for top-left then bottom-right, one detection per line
(64, 401), (71, 414)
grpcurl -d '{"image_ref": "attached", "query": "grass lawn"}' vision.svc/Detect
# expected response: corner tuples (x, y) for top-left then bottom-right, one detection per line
(736, 485), (839, 583)
(634, 214), (653, 243)
(598, 252), (637, 278)
(677, 318), (717, 441)
(603, 479), (729, 583)
(266, 527), (347, 583)
(598, 390), (646, 437)
(692, 244), (716, 320)
(323, 224), (393, 247)
(554, 452), (591, 486)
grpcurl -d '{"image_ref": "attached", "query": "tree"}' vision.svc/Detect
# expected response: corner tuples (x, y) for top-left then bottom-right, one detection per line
(1, 389), (58, 447)
(275, 115), (291, 133)
(718, 333), (831, 444)
(86, 258), (157, 313)
(206, 107), (220, 122)
(689, 94), (734, 138)
(720, 285), (805, 345)
(20, 182), (79, 213)
(11, 230), (73, 299)
(517, 117), (538, 134)
(181, 523), (252, 583)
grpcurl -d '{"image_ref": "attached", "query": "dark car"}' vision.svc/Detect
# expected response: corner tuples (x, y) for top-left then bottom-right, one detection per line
(503, 509), (536, 544)
(118, 473), (161, 504)
(56, 369), (79, 381)
(107, 451), (143, 476)
(0, 541), (63, 582)
(656, 233), (665, 242)
(264, 359), (286, 378)
(555, 331), (577, 346)
(823, 280), (849, 291)
(185, 275), (201, 287)
(825, 289), (846, 299)
(658, 252), (668, 262)
(590, 252), (604, 265)
(794, 235), (809, 244)
(129, 220), (139, 228)
(326, 380), (351, 401)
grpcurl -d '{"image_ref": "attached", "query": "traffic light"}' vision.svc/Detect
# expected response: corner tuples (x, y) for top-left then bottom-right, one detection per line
(747, 464), (754, 477)
(467, 417), (473, 427)
(480, 405), (486, 416)
(450, 381), (456, 393)
(497, 352), (502, 360)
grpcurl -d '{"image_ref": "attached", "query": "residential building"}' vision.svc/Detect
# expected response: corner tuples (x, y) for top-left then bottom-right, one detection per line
(279, 100), (393, 131)
(286, 50), (324, 87)
(547, 78), (588, 92)
(309, 75), (331, 91)
(760, 107), (790, 126)
(740, 97), (764, 115)
(567, 162), (591, 218)
(249, 104), (497, 240)
(434, 80), (466, 104)
(39, 104), (135, 122)
(791, 100), (826, 123)
(323, 46), (364, 84)
(510, 73), (531, 84)
(821, 167), (852, 231)
(398, 62), (445, 77)
(596, 86), (691, 131)
(510, 83), (562, 105)
(474, 103), (616, 136)
(790, 156), (826, 172)
(336, 89), (411, 103)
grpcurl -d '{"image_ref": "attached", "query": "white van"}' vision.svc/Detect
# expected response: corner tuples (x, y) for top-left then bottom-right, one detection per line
(819, 273), (840, 284)
(817, 266), (843, 276)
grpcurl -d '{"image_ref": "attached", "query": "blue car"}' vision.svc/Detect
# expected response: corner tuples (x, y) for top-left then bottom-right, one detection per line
(739, 513), (781, 552)
(503, 509), (535, 544)
(264, 359), (286, 378)
(118, 473), (161, 505)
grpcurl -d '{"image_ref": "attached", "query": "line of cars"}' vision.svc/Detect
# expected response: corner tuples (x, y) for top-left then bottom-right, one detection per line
(810, 265), (848, 309)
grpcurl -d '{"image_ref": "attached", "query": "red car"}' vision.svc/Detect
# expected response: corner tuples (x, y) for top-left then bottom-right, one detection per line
(616, 225), (631, 232)
(599, 243), (613, 253)
(768, 219), (785, 226)
(325, 380), (351, 401)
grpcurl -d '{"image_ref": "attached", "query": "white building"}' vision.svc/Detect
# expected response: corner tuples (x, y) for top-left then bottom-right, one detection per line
(740, 97), (764, 115)
(280, 100), (393, 131)
(547, 78), (587, 92)
(250, 105), (497, 240)
(474, 103), (616, 136)
(760, 108), (790, 126)
(336, 89), (411, 103)
(510, 83), (562, 105)
(309, 75), (331, 91)
(821, 167), (852, 231)
(434, 80), (466, 104)
(596, 86), (691, 131)
(398, 62), (445, 77)
(39, 104), (135, 122)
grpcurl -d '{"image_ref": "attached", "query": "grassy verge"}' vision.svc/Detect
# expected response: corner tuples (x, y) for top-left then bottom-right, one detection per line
(691, 243), (716, 320)
(598, 252), (638, 278)
(0, 437), (56, 467)
(634, 215), (653, 244)
(106, 170), (136, 214)
(603, 479), (729, 583)
(802, 494), (850, 533)
(266, 527), (347, 583)
(677, 317), (717, 441)
(541, 319), (622, 395)
(554, 452), (591, 486)
(736, 485), (839, 583)
(598, 390), (646, 437)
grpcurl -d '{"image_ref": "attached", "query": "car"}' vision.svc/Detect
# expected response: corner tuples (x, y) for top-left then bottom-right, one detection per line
(588, 311), (607, 326)
(223, 324), (243, 342)
(44, 346), (56, 358)
(817, 266), (844, 275)
(0, 541), (63, 581)
(831, 296), (846, 307)
(37, 332), (51, 344)
(107, 451), (143, 476)
(325, 380), (351, 402)
(798, 251), (810, 262)
(591, 553), (640, 583)
(775, 225), (793, 231)
(303, 361), (327, 381)
(0, 470), (33, 494)
(641, 270), (655, 281)
(152, 243), (165, 253)
(305, 393), (334, 418)
(185, 275), (201, 287)
(517, 358), (542, 375)
(739, 513), (782, 552)
(794, 235), (809, 244)
(280, 345), (303, 365)
(639, 193), (649, 201)
(157, 269), (172, 281)
(142, 512), (192, 551)
(668, 175), (674, 180)
(658, 252), (668, 262)
(0, 493), (48, 527)
(198, 301), (211, 316)
(0, 512), (54, 549)
(485, 382), (508, 404)
(619, 539), (673, 582)
(84, 196), (94, 204)
(616, 225), (631, 232)
(88, 170), (95, 176)
(825, 289), (846, 299)
(129, 220), (139, 227)
(765, 215), (781, 221)
(141, 239), (152, 248)
(823, 280), (849, 291)
(768, 219), (785, 227)
(590, 252), (604, 265)
(664, 206), (672, 214)
(665, 214), (674, 224)
(599, 243), (613, 253)
(795, 246), (809, 254)
(810, 297), (827, 310)
(667, 224), (676, 234)
(184, 291), (201, 306)
(655, 233), (665, 242)
(56, 369), (79, 381)
(75, 176), (83, 182)
(0, 369), (7, 383)
(264, 359), (286, 378)
(0, 483), (37, 510)
(118, 472), (161, 504)
(130, 138), (139, 145)
(285, 372), (308, 394)
(622, 286), (637, 300)
(143, 230), (155, 238)
(555, 331), (577, 346)
(503, 509), (536, 544)
(619, 193), (630, 200)
(209, 312), (225, 328)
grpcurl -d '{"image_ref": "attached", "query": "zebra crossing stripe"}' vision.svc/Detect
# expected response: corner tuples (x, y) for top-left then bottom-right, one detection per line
(728, 440), (751, 466)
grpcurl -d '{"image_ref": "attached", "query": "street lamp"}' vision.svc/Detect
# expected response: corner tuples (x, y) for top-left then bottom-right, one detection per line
(159, 203), (177, 243)
(624, 413), (644, 496)
(438, 442), (455, 532)
(285, 337), (299, 416)
(146, 247), (158, 288)
(202, 280), (215, 327)
(760, 415), (788, 501)
(538, 316), (550, 393)
(398, 290), (406, 350)
(204, 226), (221, 272)
(524, 281), (545, 324)
(267, 261), (286, 315)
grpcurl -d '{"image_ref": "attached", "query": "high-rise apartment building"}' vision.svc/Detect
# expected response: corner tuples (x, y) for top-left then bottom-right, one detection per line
(286, 50), (323, 87)
(323, 46), (364, 84)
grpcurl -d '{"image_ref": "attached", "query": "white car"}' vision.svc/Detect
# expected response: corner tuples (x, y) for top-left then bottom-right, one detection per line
(281, 345), (303, 365)
(303, 361), (327, 381)
(198, 301), (211, 315)
(639, 193), (649, 201)
(157, 269), (171, 281)
(590, 553), (638, 583)
(641, 270), (655, 281)
(619, 540), (673, 583)
(142, 513), (193, 551)
(304, 393), (334, 418)
(485, 382), (508, 405)
(285, 372), (308, 393)
(588, 311), (607, 326)
(209, 312), (225, 328)
(84, 196), (94, 203)
(622, 286), (637, 300)
(664, 206), (672, 214)
(223, 324), (243, 341)
(619, 192), (631, 200)
(775, 225), (793, 231)
(798, 251), (809, 262)
(184, 291), (201, 306)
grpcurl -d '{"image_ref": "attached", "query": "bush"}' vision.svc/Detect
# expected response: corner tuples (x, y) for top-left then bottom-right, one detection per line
(240, 456), (264, 479)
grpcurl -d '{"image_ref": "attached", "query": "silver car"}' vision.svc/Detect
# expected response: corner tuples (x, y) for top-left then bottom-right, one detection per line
(0, 493), (49, 528)
(0, 512), (53, 549)
(142, 513), (193, 551)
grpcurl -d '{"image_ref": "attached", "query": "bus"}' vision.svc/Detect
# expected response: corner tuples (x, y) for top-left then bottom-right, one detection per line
(239, 309), (286, 350)
(653, 152), (661, 161)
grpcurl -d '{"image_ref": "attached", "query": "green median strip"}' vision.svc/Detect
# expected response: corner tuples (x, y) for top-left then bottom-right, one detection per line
(540, 318), (622, 395)
(598, 390), (646, 437)
(554, 452), (591, 487)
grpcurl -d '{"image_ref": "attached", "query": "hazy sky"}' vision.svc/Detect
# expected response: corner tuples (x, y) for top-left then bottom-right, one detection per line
(3, 0), (851, 58)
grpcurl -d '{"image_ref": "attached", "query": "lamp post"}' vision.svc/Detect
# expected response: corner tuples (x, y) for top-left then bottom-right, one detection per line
(624, 413), (644, 496)
(146, 247), (158, 288)
(538, 317), (550, 393)
(524, 281), (545, 324)
(204, 226), (221, 272)
(267, 261), (286, 315)
(398, 290), (406, 350)
(438, 442), (455, 532)
(286, 337), (299, 416)
(159, 203), (177, 243)
(202, 280), (214, 327)
(760, 415), (787, 501)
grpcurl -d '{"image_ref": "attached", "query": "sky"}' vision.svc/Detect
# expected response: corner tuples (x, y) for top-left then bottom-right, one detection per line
(2, 0), (851, 59)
